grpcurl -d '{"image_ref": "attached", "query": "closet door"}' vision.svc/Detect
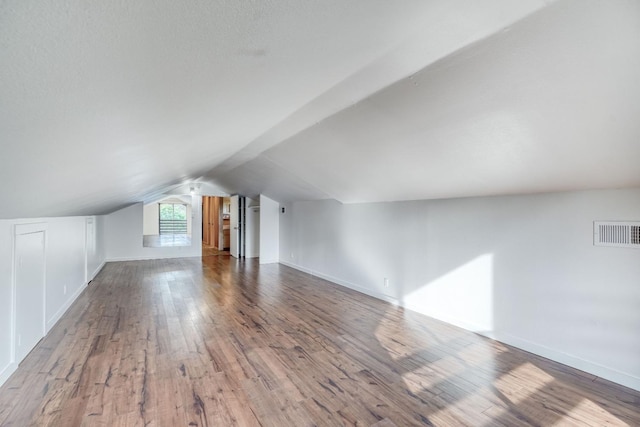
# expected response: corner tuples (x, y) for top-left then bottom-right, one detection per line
(14, 229), (46, 362)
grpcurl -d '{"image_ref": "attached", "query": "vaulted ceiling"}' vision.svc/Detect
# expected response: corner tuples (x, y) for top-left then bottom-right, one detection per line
(1, 0), (638, 219)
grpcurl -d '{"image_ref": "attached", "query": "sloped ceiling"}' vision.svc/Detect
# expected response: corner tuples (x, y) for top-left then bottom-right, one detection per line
(209, 0), (640, 203)
(3, 0), (637, 219)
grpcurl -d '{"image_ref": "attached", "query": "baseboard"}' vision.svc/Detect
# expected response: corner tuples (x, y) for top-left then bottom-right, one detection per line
(106, 254), (201, 262)
(279, 261), (401, 307)
(279, 260), (313, 274)
(46, 282), (87, 332)
(3, 261), (107, 388)
(314, 270), (401, 307)
(259, 258), (279, 265)
(0, 362), (17, 388)
(402, 299), (495, 337)
(490, 331), (640, 392)
(45, 261), (105, 333)
(278, 260), (640, 392)
(89, 260), (106, 281)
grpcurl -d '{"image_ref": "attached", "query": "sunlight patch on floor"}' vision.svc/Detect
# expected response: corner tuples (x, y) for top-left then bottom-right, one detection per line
(494, 362), (554, 404)
(428, 341), (502, 378)
(553, 398), (630, 427)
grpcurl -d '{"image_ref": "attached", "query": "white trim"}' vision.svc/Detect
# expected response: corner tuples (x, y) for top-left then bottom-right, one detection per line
(278, 260), (640, 392)
(9, 228), (15, 368)
(279, 260), (401, 307)
(279, 260), (312, 274)
(89, 261), (106, 282)
(490, 331), (640, 392)
(46, 282), (87, 332)
(403, 298), (494, 337)
(46, 260), (105, 338)
(0, 362), (17, 388)
(106, 254), (201, 262)
(14, 222), (48, 235)
(85, 217), (94, 284)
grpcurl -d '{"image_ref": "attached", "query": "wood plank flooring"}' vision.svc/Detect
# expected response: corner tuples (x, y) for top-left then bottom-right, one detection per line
(0, 257), (639, 426)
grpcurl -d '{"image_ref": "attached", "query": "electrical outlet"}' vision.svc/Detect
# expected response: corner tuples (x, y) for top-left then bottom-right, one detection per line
(290, 253), (294, 259)
(63, 285), (67, 295)
(384, 278), (389, 288)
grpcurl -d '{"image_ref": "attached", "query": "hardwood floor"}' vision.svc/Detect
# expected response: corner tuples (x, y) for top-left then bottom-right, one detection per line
(202, 246), (231, 257)
(0, 257), (638, 426)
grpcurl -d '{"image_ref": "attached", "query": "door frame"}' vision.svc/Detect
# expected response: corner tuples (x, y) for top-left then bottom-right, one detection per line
(12, 222), (47, 363)
(85, 217), (94, 285)
(202, 196), (210, 245)
(230, 195), (239, 258)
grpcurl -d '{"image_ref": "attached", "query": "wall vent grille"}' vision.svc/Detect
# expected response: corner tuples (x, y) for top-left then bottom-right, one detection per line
(594, 221), (640, 248)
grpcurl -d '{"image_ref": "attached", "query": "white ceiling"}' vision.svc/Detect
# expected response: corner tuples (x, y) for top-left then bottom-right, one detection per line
(237, 0), (640, 203)
(2, 0), (638, 219)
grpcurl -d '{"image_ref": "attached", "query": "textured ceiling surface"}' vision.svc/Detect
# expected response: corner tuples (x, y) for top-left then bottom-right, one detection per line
(3, 0), (637, 218)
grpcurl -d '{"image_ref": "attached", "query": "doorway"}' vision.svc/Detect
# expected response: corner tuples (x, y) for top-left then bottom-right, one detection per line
(229, 195), (260, 259)
(202, 196), (231, 257)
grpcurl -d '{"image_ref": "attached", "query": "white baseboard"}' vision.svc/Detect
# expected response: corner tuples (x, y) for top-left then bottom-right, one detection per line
(402, 299), (494, 337)
(278, 260), (640, 392)
(0, 362), (17, 388)
(46, 282), (87, 332)
(4, 259), (108, 389)
(279, 260), (401, 306)
(89, 261), (106, 282)
(315, 270), (401, 307)
(106, 254), (201, 262)
(259, 258), (279, 265)
(2, 260), (107, 389)
(45, 261), (106, 334)
(490, 331), (640, 392)
(279, 260), (312, 274)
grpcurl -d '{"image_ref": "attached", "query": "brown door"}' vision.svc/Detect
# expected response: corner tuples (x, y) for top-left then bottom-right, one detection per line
(212, 197), (220, 248)
(202, 196), (210, 245)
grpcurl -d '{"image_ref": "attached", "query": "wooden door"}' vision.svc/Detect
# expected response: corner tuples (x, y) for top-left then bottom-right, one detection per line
(212, 197), (220, 248)
(202, 196), (210, 246)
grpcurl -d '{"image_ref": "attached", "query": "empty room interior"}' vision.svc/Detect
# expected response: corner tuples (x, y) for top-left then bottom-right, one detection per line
(1, 0), (640, 426)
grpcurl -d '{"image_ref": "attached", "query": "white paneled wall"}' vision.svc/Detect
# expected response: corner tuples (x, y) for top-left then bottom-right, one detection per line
(279, 188), (640, 391)
(0, 216), (106, 387)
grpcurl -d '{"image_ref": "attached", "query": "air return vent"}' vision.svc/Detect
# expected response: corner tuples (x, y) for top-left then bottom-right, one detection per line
(594, 221), (640, 248)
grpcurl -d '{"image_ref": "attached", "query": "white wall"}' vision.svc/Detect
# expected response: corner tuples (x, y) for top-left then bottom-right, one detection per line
(245, 205), (261, 259)
(143, 203), (159, 235)
(0, 215), (106, 387)
(259, 195), (280, 264)
(106, 198), (202, 261)
(87, 216), (106, 280)
(279, 188), (640, 391)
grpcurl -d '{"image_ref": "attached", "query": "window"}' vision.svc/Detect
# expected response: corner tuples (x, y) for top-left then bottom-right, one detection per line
(159, 203), (188, 235)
